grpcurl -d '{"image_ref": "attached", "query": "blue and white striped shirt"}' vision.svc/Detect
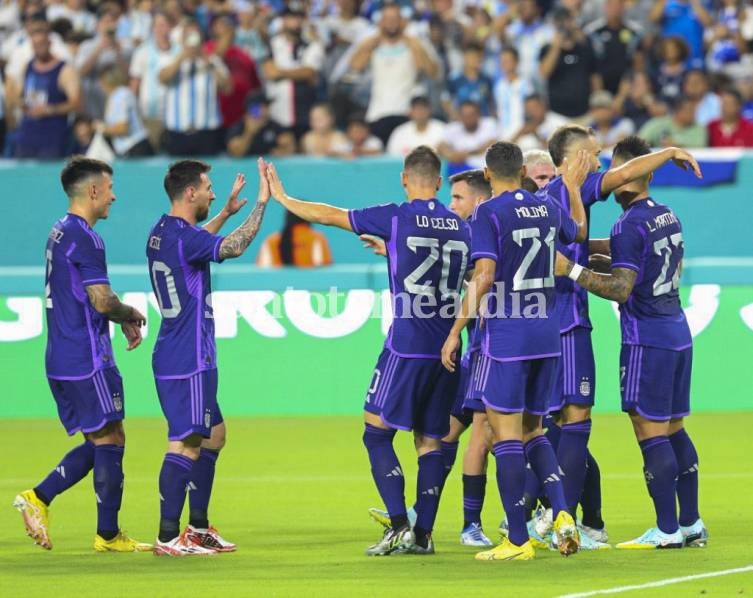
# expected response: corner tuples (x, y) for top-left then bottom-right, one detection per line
(164, 57), (226, 132)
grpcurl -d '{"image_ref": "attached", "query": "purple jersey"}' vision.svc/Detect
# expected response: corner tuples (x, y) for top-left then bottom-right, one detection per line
(471, 189), (578, 361)
(146, 215), (224, 378)
(45, 214), (115, 379)
(538, 172), (608, 333)
(348, 199), (471, 357)
(610, 198), (692, 350)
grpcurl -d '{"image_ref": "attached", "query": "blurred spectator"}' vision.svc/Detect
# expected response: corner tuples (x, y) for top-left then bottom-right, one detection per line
(614, 70), (668, 131)
(256, 210), (333, 267)
(739, 76), (753, 120)
(588, 90), (634, 150)
(504, 0), (553, 82)
(649, 0), (713, 65)
(47, 0), (96, 35)
(494, 46), (533, 140)
(159, 19), (231, 155)
(386, 95), (446, 157)
(235, 1), (271, 66)
(320, 0), (370, 78)
(3, 9), (72, 85)
(263, 3), (324, 139)
(424, 14), (460, 118)
(683, 69), (721, 125)
(437, 100), (498, 164)
(205, 15), (261, 129)
(120, 0), (154, 47)
(76, 6), (131, 119)
(5, 19), (80, 158)
(638, 96), (708, 146)
(653, 35), (690, 105)
(0, 71), (5, 152)
(583, 0), (643, 95)
(523, 148), (556, 189)
(510, 93), (568, 152)
(70, 113), (94, 154)
(349, 3), (439, 145)
(443, 43), (494, 119)
(428, 0), (469, 50)
(707, 87), (753, 146)
(226, 92), (297, 156)
(705, 0), (746, 74)
(334, 114), (384, 157)
(301, 102), (348, 155)
(539, 7), (601, 119)
(97, 65), (153, 157)
(129, 12), (177, 152)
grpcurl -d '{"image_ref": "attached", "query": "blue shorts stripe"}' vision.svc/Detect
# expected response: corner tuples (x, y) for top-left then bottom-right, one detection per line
(197, 372), (204, 424)
(378, 353), (399, 408)
(93, 371), (112, 413)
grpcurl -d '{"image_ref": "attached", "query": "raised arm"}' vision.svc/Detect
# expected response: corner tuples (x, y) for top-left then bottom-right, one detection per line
(218, 159), (270, 259)
(349, 35), (381, 72)
(555, 254), (637, 303)
(601, 147), (702, 195)
(204, 173), (248, 234)
(265, 161), (352, 231)
(441, 257), (496, 372)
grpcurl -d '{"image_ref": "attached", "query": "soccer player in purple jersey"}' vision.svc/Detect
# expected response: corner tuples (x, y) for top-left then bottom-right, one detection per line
(555, 136), (708, 549)
(531, 125), (702, 545)
(14, 157), (151, 553)
(148, 159), (270, 556)
(263, 147), (471, 556)
(442, 141), (590, 561)
(362, 170), (496, 547)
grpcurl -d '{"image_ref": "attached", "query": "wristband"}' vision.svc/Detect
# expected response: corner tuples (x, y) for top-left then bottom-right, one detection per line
(568, 263), (584, 281)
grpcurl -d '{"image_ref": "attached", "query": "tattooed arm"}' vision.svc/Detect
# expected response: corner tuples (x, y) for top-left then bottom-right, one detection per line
(555, 252), (637, 304)
(86, 285), (146, 324)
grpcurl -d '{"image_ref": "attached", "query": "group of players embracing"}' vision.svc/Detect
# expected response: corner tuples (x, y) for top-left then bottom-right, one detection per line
(15, 125), (708, 560)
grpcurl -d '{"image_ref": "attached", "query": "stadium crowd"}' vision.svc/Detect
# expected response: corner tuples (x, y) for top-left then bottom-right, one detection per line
(2, 0), (753, 160)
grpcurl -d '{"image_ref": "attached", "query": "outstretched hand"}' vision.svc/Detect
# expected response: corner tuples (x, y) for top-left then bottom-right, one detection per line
(264, 162), (287, 202)
(360, 234), (386, 257)
(224, 173), (249, 214)
(670, 149), (703, 179)
(256, 157), (270, 204)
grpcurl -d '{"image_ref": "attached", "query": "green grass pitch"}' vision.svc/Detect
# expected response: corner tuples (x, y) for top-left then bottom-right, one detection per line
(1, 413), (752, 597)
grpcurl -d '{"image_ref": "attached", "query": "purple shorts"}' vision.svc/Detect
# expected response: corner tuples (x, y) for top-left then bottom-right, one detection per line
(364, 348), (459, 438)
(550, 326), (595, 412)
(450, 352), (475, 427)
(477, 353), (558, 416)
(155, 369), (224, 440)
(621, 345), (692, 421)
(462, 350), (486, 413)
(48, 367), (125, 436)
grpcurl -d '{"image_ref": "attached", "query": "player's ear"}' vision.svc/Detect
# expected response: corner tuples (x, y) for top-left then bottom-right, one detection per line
(520, 164), (527, 179)
(483, 167), (490, 182)
(435, 176), (442, 192)
(647, 172), (654, 185)
(400, 171), (407, 188)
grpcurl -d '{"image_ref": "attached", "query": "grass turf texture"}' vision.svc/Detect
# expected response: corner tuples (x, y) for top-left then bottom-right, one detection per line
(1, 413), (751, 597)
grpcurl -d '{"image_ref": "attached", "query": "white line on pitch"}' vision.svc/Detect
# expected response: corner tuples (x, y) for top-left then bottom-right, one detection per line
(558, 565), (753, 598)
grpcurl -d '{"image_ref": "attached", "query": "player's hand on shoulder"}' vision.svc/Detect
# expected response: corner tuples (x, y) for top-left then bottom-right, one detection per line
(441, 333), (460, 372)
(360, 234), (386, 256)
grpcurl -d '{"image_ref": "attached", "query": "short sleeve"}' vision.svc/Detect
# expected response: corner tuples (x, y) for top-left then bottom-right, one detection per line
(470, 204), (499, 262)
(348, 203), (398, 239)
(610, 220), (644, 272)
(73, 232), (110, 287)
(556, 205), (578, 245)
(182, 225), (225, 264)
(581, 171), (607, 206)
(105, 88), (128, 125)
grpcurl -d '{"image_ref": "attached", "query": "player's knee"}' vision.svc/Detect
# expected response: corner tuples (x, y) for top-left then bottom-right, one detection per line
(362, 423), (395, 449)
(559, 404), (591, 424)
(414, 433), (441, 455)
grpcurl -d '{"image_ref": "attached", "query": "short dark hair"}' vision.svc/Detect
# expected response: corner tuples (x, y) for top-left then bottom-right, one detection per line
(548, 124), (593, 167)
(60, 156), (113, 197)
(521, 176), (539, 193)
(612, 135), (651, 163)
(485, 141), (523, 180)
(449, 169), (492, 198)
(164, 160), (211, 201)
(463, 42), (484, 54)
(501, 46), (519, 61)
(721, 87), (743, 104)
(404, 145), (441, 183)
